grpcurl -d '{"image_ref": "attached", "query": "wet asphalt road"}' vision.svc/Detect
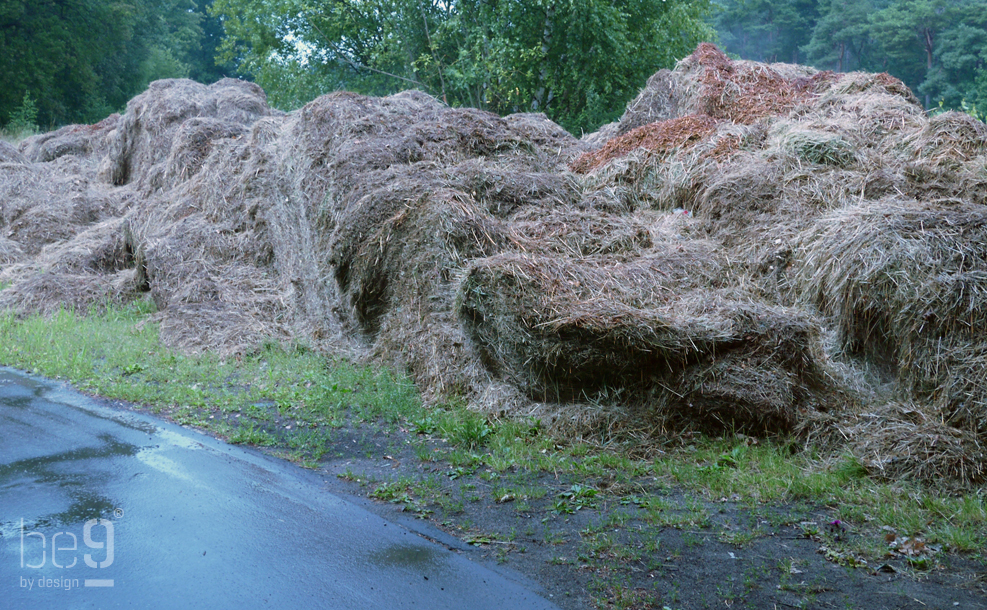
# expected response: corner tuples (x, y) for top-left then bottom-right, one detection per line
(0, 367), (560, 609)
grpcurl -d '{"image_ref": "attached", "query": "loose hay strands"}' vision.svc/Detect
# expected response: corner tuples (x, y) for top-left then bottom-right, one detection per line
(570, 114), (720, 174)
(457, 248), (839, 434)
(904, 110), (987, 164)
(677, 43), (838, 125)
(793, 200), (987, 443)
(847, 402), (986, 488)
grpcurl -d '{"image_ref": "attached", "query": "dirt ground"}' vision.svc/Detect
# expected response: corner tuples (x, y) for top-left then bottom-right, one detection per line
(311, 423), (986, 610)
(146, 399), (981, 610)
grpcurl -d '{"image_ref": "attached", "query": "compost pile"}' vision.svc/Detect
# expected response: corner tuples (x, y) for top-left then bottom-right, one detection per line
(2, 44), (986, 487)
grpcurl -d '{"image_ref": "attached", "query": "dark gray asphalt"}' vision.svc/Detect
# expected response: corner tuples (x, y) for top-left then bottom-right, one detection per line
(0, 367), (561, 609)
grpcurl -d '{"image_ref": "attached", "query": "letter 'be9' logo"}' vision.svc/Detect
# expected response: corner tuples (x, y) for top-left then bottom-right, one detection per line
(20, 519), (114, 569)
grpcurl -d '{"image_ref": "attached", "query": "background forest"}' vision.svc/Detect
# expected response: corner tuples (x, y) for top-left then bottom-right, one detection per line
(1, 0), (985, 136)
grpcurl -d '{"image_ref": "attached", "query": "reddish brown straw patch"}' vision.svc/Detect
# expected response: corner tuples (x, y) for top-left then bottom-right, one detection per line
(691, 43), (838, 124)
(571, 114), (719, 173)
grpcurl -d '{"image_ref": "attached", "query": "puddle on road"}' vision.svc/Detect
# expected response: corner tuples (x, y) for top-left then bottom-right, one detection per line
(136, 447), (205, 487)
(368, 543), (443, 572)
(0, 368), (48, 393)
(155, 428), (204, 450)
(0, 391), (35, 405)
(0, 434), (133, 534)
(1, 366), (156, 435)
(0, 435), (138, 479)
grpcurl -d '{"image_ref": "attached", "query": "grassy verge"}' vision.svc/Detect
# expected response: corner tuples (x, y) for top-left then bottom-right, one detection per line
(0, 302), (419, 464)
(1, 304), (985, 606)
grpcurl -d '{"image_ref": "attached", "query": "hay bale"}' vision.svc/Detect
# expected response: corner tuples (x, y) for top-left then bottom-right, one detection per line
(772, 125), (856, 168)
(674, 43), (836, 124)
(156, 299), (288, 357)
(0, 140), (26, 164)
(571, 114), (720, 174)
(97, 78), (275, 188)
(0, 236), (24, 265)
(826, 72), (921, 107)
(18, 114), (120, 163)
(905, 111), (987, 164)
(794, 199), (987, 437)
(503, 112), (585, 160)
(847, 402), (986, 488)
(0, 157), (117, 257)
(443, 159), (582, 216)
(0, 270), (136, 315)
(507, 208), (657, 257)
(614, 69), (682, 136)
(810, 91), (925, 142)
(162, 118), (248, 189)
(457, 249), (834, 433)
(32, 218), (130, 275)
(577, 120), (766, 216)
(326, 182), (509, 399)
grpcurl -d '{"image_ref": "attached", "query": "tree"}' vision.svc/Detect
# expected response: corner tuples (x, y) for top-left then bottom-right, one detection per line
(0, 1), (235, 129)
(712, 0), (818, 64)
(803, 0), (877, 72)
(918, 18), (987, 108)
(869, 0), (958, 107)
(210, 0), (715, 133)
(868, 0), (987, 108)
(188, 2), (242, 83)
(0, 0), (137, 126)
(976, 68), (987, 110)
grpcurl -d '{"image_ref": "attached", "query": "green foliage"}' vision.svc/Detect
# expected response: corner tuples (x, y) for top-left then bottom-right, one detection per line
(0, 0), (235, 128)
(919, 21), (987, 108)
(210, 0), (714, 133)
(444, 412), (493, 450)
(868, 0), (956, 106)
(712, 0), (819, 64)
(228, 422), (277, 446)
(5, 91), (38, 136)
(139, 46), (191, 86)
(554, 484), (599, 513)
(802, 0), (876, 72)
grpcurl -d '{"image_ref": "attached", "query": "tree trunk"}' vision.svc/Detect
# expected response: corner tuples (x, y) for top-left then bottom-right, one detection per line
(923, 27), (934, 108)
(533, 2), (555, 112)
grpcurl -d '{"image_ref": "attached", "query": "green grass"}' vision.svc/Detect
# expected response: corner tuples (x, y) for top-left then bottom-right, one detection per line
(652, 438), (986, 554)
(226, 422), (277, 446)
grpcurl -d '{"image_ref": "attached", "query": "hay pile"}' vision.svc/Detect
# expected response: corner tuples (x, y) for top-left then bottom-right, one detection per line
(571, 43), (986, 486)
(2, 43), (986, 487)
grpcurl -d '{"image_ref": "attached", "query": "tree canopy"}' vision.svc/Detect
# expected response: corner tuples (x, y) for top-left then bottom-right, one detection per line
(210, 0), (714, 133)
(12, 0), (982, 133)
(0, 1), (237, 129)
